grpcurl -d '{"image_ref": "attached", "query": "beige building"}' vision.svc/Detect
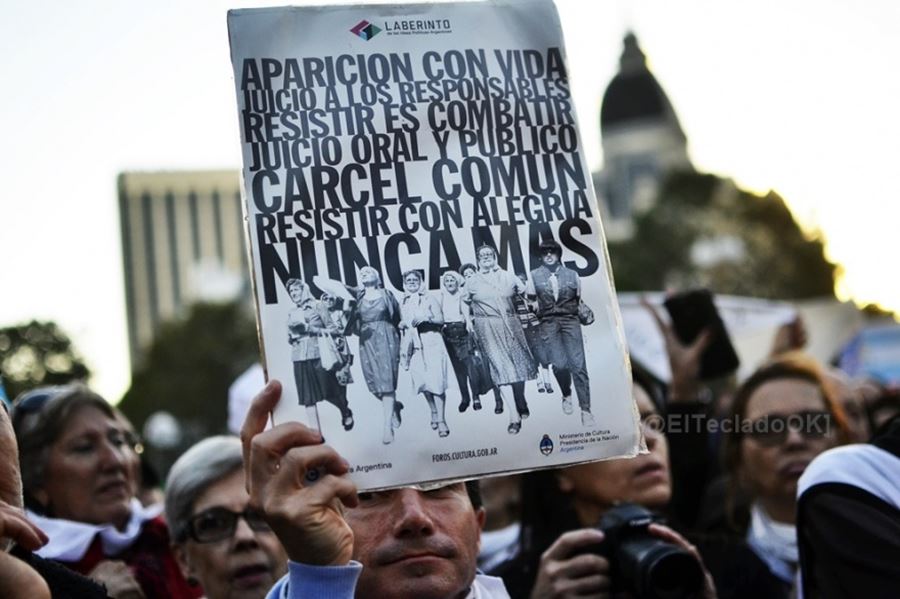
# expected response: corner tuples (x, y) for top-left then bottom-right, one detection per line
(118, 170), (249, 368)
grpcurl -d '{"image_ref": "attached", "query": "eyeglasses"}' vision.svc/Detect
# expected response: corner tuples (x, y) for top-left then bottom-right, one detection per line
(745, 410), (832, 447)
(186, 507), (271, 543)
(11, 386), (72, 431)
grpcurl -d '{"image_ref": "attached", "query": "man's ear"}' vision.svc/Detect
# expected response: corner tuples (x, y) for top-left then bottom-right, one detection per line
(475, 506), (486, 532)
(556, 471), (575, 494)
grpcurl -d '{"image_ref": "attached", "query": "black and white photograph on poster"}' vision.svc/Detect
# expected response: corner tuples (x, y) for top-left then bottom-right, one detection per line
(228, 0), (641, 490)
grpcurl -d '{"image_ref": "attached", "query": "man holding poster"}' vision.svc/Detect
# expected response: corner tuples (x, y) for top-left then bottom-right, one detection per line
(228, 0), (639, 491)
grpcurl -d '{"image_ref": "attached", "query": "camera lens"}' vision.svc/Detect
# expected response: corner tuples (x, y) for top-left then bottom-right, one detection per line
(619, 539), (704, 599)
(642, 546), (703, 599)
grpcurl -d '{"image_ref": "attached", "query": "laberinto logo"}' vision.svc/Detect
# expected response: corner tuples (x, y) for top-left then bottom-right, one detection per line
(350, 20), (381, 41)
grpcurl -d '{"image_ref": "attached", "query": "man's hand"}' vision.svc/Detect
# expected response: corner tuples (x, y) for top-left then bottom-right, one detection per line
(88, 560), (145, 599)
(769, 315), (807, 357)
(0, 501), (47, 553)
(530, 529), (611, 599)
(240, 380), (359, 566)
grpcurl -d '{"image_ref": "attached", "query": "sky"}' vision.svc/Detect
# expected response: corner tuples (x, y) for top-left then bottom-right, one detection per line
(1, 0), (898, 403)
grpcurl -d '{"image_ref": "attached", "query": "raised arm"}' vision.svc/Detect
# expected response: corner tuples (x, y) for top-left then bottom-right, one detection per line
(241, 381), (359, 567)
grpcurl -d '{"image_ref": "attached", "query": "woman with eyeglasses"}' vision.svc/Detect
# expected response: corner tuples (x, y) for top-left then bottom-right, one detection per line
(13, 384), (200, 598)
(166, 436), (287, 599)
(721, 353), (850, 594)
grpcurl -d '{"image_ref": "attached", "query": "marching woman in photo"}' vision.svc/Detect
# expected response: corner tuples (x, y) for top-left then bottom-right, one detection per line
(440, 270), (480, 412)
(318, 290), (355, 430)
(465, 245), (536, 434)
(459, 263), (505, 414)
(527, 240), (594, 426)
(399, 269), (452, 437)
(514, 273), (554, 395)
(286, 278), (353, 433)
(345, 266), (403, 444)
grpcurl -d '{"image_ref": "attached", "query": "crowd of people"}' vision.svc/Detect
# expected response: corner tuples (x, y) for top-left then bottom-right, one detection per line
(1, 286), (899, 599)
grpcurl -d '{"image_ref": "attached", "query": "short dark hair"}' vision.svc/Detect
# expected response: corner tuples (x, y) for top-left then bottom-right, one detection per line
(538, 239), (562, 258)
(475, 245), (497, 259)
(465, 480), (482, 510)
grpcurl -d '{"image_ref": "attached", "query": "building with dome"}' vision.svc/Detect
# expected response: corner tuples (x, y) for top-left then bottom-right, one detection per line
(593, 33), (693, 241)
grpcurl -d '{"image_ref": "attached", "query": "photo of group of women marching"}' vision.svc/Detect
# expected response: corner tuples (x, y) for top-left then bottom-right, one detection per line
(285, 239), (596, 445)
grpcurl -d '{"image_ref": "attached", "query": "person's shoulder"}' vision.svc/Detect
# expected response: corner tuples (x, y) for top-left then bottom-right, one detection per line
(10, 546), (111, 599)
(799, 443), (900, 502)
(691, 534), (790, 599)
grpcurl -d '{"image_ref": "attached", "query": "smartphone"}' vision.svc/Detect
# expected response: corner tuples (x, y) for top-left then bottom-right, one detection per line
(663, 289), (740, 380)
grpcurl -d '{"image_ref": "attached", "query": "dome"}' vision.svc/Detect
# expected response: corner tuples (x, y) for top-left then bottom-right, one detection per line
(600, 33), (683, 135)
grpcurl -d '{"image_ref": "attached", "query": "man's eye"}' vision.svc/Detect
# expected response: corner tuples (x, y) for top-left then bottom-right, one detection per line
(357, 492), (375, 502)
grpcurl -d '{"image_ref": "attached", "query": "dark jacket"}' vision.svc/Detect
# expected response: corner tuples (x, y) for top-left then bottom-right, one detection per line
(10, 545), (110, 599)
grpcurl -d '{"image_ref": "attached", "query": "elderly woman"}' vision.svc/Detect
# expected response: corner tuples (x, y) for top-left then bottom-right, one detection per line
(286, 278), (353, 434)
(399, 269), (451, 437)
(464, 245), (536, 434)
(440, 270), (480, 412)
(13, 384), (199, 598)
(721, 353), (849, 593)
(345, 266), (403, 444)
(166, 436), (287, 599)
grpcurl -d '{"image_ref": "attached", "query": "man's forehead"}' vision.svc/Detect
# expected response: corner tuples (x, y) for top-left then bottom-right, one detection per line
(386, 481), (466, 494)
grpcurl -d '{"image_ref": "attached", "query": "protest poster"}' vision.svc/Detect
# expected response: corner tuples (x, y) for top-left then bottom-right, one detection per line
(227, 0), (640, 490)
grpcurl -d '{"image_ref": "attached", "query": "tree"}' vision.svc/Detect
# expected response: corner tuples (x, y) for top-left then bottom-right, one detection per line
(0, 320), (90, 400)
(607, 171), (837, 299)
(118, 300), (258, 443)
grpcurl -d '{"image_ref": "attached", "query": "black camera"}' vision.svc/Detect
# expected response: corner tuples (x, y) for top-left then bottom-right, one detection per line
(578, 503), (704, 599)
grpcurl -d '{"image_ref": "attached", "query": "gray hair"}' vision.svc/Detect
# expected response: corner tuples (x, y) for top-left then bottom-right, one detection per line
(165, 435), (244, 543)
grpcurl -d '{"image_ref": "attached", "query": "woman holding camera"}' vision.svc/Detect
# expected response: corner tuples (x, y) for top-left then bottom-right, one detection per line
(491, 367), (781, 599)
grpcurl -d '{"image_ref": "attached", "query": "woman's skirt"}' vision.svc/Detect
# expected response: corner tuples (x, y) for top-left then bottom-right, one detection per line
(293, 358), (329, 406)
(472, 315), (536, 385)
